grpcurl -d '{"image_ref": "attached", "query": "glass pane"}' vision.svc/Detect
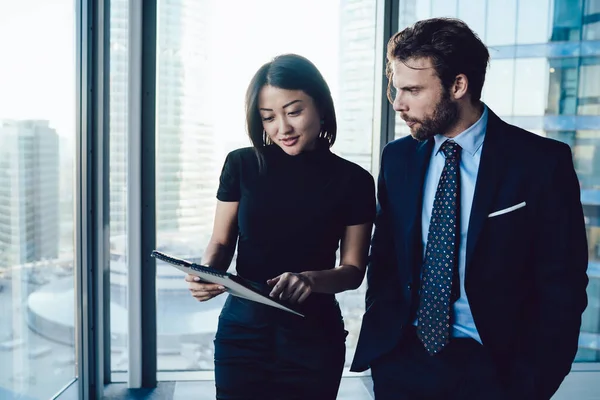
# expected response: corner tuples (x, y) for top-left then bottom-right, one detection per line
(576, 54), (600, 362)
(517, 0), (551, 44)
(109, 0), (130, 374)
(155, 0), (377, 372)
(513, 58), (548, 116)
(482, 59), (515, 116)
(486, 0), (517, 46)
(0, 0), (77, 398)
(431, 0), (457, 18)
(394, 117), (412, 140)
(578, 62), (600, 116)
(550, 0), (584, 41)
(571, 129), (600, 361)
(583, 0), (600, 41)
(547, 58), (580, 115)
(399, 0), (431, 29)
(457, 0), (486, 41)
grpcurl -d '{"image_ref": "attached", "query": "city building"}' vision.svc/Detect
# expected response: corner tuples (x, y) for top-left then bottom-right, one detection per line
(337, 0), (377, 172)
(0, 120), (59, 268)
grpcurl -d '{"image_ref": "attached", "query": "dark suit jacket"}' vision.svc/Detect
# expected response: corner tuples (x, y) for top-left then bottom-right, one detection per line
(351, 109), (589, 400)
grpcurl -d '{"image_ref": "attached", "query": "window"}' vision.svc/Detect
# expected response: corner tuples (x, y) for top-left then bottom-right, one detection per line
(109, 0), (130, 375)
(557, 129), (600, 361)
(0, 0), (77, 398)
(513, 58), (549, 116)
(485, 0), (517, 46)
(583, 0), (600, 41)
(94, 0), (600, 388)
(578, 61), (600, 115)
(432, 0), (457, 18)
(482, 59), (515, 116)
(153, 0), (377, 372)
(398, 0), (432, 28)
(547, 57), (580, 115)
(458, 0), (486, 41)
(517, 0), (552, 44)
(550, 0), (585, 42)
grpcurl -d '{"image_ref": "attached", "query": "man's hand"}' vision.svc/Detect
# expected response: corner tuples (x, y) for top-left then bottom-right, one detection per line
(185, 274), (226, 302)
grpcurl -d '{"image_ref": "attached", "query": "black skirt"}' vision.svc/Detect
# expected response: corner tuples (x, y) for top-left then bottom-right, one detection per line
(213, 295), (347, 400)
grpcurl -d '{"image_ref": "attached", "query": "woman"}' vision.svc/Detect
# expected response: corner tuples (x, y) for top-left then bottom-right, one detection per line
(185, 54), (375, 400)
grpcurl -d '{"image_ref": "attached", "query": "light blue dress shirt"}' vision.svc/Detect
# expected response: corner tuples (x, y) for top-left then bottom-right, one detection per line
(416, 105), (488, 343)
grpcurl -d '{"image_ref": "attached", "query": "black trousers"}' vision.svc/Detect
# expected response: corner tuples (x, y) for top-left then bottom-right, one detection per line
(213, 295), (346, 400)
(370, 327), (506, 400)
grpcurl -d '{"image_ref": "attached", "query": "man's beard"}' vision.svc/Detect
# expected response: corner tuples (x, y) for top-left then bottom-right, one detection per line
(408, 90), (459, 142)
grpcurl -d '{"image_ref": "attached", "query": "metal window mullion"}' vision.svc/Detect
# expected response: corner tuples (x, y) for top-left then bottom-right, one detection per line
(76, 0), (111, 399)
(372, 0), (399, 177)
(74, 0), (89, 398)
(127, 0), (157, 389)
(96, 0), (112, 393)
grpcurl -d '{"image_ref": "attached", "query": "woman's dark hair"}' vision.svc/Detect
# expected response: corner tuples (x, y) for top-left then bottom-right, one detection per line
(245, 54), (337, 163)
(386, 18), (489, 103)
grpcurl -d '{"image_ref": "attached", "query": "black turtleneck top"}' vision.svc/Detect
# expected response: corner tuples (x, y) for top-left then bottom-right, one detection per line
(216, 143), (376, 285)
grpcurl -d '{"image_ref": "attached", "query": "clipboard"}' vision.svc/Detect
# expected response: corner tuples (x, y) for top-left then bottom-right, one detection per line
(151, 250), (304, 317)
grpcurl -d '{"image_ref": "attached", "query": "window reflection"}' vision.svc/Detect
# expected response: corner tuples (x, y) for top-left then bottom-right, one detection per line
(572, 129), (600, 361)
(583, 0), (600, 41)
(547, 58), (579, 115)
(578, 61), (600, 115)
(551, 0), (585, 41)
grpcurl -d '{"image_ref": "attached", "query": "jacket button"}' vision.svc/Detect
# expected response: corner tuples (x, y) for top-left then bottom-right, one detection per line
(407, 283), (412, 290)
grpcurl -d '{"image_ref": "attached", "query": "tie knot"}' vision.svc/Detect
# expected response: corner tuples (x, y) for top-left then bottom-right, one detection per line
(441, 140), (461, 161)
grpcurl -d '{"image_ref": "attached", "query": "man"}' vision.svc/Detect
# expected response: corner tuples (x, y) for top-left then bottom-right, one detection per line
(351, 18), (589, 400)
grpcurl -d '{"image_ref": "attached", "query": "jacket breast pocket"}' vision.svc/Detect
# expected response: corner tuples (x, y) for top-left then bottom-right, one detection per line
(487, 201), (526, 218)
(480, 201), (530, 272)
(485, 201), (528, 234)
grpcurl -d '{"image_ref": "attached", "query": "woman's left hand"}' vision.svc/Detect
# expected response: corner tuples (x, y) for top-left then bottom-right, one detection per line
(267, 272), (314, 303)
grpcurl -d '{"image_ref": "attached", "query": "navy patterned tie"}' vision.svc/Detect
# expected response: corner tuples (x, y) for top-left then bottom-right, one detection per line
(417, 140), (461, 355)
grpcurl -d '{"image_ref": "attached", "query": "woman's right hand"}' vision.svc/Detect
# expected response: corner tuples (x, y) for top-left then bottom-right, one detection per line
(185, 274), (226, 302)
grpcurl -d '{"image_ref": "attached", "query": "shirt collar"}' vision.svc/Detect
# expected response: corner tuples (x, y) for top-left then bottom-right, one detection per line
(433, 104), (488, 157)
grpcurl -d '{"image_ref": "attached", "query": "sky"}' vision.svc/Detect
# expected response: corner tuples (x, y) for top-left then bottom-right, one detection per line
(0, 0), (76, 138)
(0, 0), (341, 144)
(0, 0), (561, 145)
(207, 0), (341, 150)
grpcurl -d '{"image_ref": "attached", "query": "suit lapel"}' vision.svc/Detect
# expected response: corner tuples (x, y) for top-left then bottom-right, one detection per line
(465, 111), (508, 272)
(403, 138), (434, 272)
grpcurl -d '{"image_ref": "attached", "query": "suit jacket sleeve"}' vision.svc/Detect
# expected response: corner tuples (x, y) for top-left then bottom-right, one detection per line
(366, 145), (398, 306)
(512, 144), (589, 399)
